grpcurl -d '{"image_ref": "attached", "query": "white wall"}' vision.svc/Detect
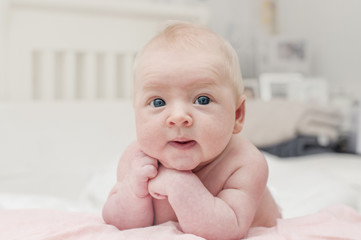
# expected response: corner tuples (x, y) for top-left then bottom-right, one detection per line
(277, 0), (361, 100)
(0, 0), (9, 99)
(204, 0), (361, 100)
(205, 0), (258, 78)
(201, 0), (361, 100)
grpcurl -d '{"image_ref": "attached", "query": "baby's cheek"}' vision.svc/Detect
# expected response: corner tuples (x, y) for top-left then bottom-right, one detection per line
(204, 127), (232, 155)
(136, 130), (162, 160)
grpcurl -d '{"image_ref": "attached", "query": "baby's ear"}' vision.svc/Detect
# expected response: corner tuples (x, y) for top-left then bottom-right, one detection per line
(233, 96), (246, 134)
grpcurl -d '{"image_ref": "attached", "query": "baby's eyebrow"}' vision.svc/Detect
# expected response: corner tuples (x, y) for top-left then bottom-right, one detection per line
(191, 78), (219, 88)
(143, 77), (217, 89)
(141, 81), (164, 92)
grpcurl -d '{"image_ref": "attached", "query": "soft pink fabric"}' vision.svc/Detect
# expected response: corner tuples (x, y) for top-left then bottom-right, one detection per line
(246, 205), (361, 240)
(0, 205), (360, 240)
(0, 209), (202, 240)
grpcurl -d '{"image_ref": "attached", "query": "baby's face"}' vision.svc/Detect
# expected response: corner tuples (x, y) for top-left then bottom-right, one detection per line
(133, 45), (242, 171)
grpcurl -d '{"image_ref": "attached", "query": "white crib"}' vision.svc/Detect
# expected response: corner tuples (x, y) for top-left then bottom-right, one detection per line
(0, 0), (208, 101)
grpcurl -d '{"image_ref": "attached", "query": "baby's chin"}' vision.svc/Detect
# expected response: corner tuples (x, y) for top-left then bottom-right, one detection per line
(159, 159), (199, 171)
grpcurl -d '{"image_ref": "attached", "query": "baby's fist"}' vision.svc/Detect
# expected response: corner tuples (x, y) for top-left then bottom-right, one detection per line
(128, 150), (158, 198)
(148, 165), (176, 200)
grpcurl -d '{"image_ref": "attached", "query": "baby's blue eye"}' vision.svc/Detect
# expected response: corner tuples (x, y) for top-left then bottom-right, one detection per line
(195, 96), (211, 105)
(151, 98), (166, 107)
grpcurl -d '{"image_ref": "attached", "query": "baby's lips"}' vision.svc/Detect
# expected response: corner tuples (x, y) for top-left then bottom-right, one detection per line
(169, 140), (197, 150)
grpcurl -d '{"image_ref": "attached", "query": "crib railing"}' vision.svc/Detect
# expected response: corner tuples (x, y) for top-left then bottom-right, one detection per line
(31, 50), (135, 100)
(1, 0), (208, 101)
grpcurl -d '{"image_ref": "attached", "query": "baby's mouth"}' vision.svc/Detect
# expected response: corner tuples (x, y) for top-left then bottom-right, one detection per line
(169, 140), (196, 149)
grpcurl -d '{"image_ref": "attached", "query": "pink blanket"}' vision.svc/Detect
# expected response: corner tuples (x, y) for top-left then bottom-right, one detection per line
(1, 205), (360, 240)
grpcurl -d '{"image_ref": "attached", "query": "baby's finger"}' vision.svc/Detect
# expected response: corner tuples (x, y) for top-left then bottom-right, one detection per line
(132, 153), (158, 169)
(149, 190), (167, 200)
(139, 164), (158, 180)
(145, 157), (159, 170)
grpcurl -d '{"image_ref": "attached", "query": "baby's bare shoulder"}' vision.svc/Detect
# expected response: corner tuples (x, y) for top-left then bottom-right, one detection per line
(223, 135), (268, 188)
(230, 135), (266, 166)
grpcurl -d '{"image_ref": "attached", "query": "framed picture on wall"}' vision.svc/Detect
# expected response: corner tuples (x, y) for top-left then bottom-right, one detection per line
(258, 36), (310, 74)
(259, 73), (303, 101)
(259, 73), (329, 105)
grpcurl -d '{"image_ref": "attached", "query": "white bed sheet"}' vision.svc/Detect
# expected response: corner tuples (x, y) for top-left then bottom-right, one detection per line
(265, 152), (361, 218)
(0, 101), (134, 206)
(1, 101), (360, 219)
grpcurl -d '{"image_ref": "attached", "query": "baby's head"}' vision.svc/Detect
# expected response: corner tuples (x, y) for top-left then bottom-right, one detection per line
(133, 22), (246, 170)
(133, 22), (244, 101)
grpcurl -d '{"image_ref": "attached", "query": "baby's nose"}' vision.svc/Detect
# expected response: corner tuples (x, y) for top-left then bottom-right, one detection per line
(167, 110), (193, 128)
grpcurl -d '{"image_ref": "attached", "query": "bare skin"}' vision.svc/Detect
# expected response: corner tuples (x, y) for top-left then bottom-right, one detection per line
(103, 136), (281, 240)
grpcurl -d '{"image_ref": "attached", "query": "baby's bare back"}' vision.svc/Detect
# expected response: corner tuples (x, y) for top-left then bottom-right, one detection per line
(251, 187), (281, 227)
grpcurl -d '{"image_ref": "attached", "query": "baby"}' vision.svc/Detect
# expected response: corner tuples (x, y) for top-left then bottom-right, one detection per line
(102, 22), (281, 240)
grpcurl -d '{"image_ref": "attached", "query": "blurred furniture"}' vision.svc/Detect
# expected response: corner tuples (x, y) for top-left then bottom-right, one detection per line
(259, 72), (328, 105)
(347, 103), (361, 154)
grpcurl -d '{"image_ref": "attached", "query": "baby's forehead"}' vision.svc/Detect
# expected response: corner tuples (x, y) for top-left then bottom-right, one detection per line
(133, 24), (239, 88)
(138, 35), (227, 72)
(138, 45), (226, 81)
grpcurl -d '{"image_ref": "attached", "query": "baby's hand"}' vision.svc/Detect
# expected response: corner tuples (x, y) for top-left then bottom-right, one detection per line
(128, 150), (158, 198)
(148, 165), (190, 200)
(148, 165), (171, 199)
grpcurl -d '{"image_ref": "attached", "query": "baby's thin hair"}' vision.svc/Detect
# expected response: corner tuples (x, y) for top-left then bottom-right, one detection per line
(159, 21), (212, 50)
(134, 21), (244, 98)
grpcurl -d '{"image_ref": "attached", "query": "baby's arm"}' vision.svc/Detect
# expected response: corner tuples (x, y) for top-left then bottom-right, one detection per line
(102, 142), (158, 229)
(149, 151), (267, 240)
